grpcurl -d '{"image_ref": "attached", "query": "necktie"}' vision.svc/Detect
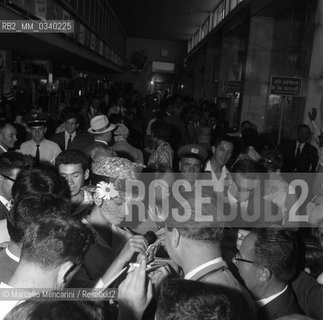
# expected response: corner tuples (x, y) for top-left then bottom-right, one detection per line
(296, 144), (302, 158)
(35, 144), (40, 165)
(67, 135), (73, 150)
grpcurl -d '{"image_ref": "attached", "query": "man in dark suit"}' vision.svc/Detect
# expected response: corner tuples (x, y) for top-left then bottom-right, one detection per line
(0, 152), (33, 220)
(164, 191), (257, 318)
(0, 122), (17, 154)
(280, 124), (318, 173)
(235, 228), (301, 320)
(51, 110), (93, 152)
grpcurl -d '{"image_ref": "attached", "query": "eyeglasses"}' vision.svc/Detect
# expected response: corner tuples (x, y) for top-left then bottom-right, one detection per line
(233, 254), (255, 265)
(1, 173), (15, 183)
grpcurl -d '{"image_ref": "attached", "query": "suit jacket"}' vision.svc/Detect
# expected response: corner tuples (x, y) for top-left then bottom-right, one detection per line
(292, 271), (323, 320)
(280, 140), (318, 173)
(188, 259), (257, 320)
(0, 202), (9, 220)
(51, 131), (93, 152)
(258, 286), (301, 320)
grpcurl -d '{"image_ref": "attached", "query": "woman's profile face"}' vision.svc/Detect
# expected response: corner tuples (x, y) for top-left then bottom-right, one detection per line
(99, 197), (127, 225)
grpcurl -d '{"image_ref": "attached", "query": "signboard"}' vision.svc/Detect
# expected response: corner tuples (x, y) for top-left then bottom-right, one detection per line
(270, 76), (302, 96)
(223, 81), (241, 93)
(78, 24), (85, 45)
(35, 0), (47, 19)
(99, 41), (104, 56)
(90, 34), (96, 51)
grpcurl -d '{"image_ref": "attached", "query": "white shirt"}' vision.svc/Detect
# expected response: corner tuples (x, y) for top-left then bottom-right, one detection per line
(185, 257), (223, 280)
(64, 131), (76, 150)
(19, 139), (61, 164)
(0, 219), (9, 244)
(0, 195), (9, 210)
(0, 145), (7, 153)
(5, 247), (19, 263)
(205, 160), (230, 192)
(256, 285), (288, 306)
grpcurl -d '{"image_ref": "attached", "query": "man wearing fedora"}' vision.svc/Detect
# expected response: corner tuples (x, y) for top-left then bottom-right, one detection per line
(84, 114), (116, 159)
(19, 117), (61, 165)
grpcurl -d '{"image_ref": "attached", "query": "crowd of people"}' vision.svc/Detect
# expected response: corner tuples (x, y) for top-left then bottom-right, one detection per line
(0, 92), (321, 319)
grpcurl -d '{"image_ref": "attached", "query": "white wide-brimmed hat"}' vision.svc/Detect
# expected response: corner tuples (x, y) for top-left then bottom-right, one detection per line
(88, 115), (116, 134)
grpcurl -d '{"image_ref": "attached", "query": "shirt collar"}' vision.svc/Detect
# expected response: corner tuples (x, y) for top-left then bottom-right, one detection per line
(94, 139), (108, 145)
(256, 285), (288, 306)
(32, 139), (45, 146)
(184, 257), (223, 280)
(5, 247), (20, 263)
(65, 131), (76, 139)
(0, 195), (9, 207)
(0, 145), (7, 153)
(205, 160), (229, 176)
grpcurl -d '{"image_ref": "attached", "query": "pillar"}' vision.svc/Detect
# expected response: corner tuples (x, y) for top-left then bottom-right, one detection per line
(241, 16), (274, 132)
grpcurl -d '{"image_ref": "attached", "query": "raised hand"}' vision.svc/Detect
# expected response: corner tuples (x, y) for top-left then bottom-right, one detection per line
(118, 259), (153, 320)
(117, 235), (148, 265)
(308, 108), (317, 121)
(148, 264), (172, 292)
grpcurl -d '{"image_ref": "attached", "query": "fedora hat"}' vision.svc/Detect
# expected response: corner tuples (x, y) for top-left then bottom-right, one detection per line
(88, 115), (116, 134)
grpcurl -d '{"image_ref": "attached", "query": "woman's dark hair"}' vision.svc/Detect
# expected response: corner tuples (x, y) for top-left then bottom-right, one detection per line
(231, 159), (266, 174)
(151, 121), (170, 141)
(241, 127), (259, 148)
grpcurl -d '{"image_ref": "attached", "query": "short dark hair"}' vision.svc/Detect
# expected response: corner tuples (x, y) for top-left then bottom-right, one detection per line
(297, 124), (310, 132)
(252, 228), (298, 283)
(63, 109), (79, 122)
(0, 152), (34, 177)
(241, 121), (252, 129)
(212, 135), (235, 149)
(21, 215), (94, 269)
(151, 121), (170, 141)
(231, 159), (266, 177)
(5, 299), (103, 320)
(166, 191), (223, 242)
(7, 194), (70, 244)
(12, 165), (70, 203)
(303, 236), (323, 278)
(156, 279), (252, 320)
(55, 150), (90, 172)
